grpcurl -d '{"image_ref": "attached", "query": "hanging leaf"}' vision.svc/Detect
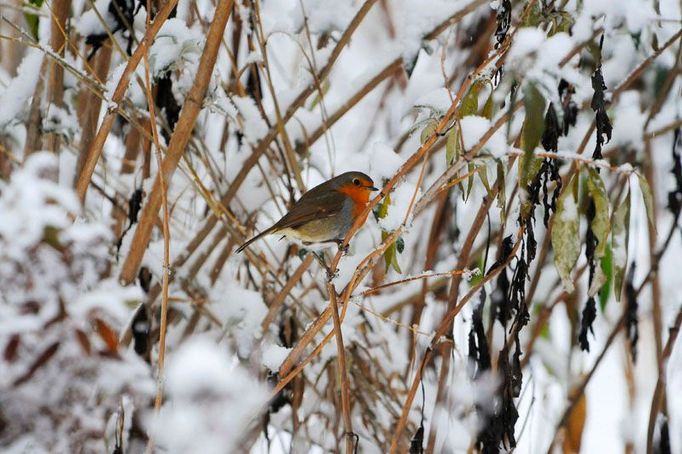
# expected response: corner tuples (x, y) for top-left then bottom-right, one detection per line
(552, 175), (580, 293)
(382, 231), (402, 274)
(445, 123), (462, 165)
(541, 103), (560, 152)
(466, 163), (476, 201)
(482, 92), (495, 120)
(579, 297), (597, 351)
(611, 189), (631, 302)
(590, 39), (613, 161)
(586, 168), (610, 297)
(376, 192), (391, 220)
(586, 168), (611, 259)
(598, 244), (613, 312)
(519, 83), (546, 189)
(496, 160), (507, 222)
(636, 173), (656, 232)
(479, 165), (492, 197)
(521, 83), (546, 153)
(460, 82), (480, 117)
(563, 389), (587, 453)
(420, 119), (438, 145)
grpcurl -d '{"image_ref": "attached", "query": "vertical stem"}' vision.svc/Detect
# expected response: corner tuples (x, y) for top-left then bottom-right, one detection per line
(118, 0), (235, 284)
(327, 285), (354, 454)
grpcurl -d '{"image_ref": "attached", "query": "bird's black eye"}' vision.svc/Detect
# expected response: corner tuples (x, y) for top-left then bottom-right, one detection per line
(353, 178), (361, 186)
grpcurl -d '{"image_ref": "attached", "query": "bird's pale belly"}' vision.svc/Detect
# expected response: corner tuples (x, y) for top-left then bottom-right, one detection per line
(277, 217), (345, 243)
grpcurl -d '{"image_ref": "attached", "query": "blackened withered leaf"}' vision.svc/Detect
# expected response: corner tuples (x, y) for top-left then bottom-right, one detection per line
(558, 79), (578, 136)
(494, 0), (512, 49)
(468, 292), (491, 378)
(590, 66), (613, 160)
(491, 270), (511, 327)
(155, 74), (181, 142)
(624, 265), (639, 362)
(579, 297), (597, 351)
(667, 129), (682, 218)
(409, 424), (424, 454)
(131, 303), (150, 357)
(541, 103), (560, 152)
(128, 188), (144, 226)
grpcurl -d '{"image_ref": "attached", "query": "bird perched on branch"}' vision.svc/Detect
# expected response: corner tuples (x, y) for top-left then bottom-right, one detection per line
(236, 171), (378, 253)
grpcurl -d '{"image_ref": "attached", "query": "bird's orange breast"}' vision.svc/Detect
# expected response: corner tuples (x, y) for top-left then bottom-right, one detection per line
(336, 185), (370, 217)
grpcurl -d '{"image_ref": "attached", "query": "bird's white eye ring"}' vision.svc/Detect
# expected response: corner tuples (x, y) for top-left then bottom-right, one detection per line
(352, 178), (361, 186)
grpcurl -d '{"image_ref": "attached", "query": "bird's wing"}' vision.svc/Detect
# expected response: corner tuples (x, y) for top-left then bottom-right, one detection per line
(273, 189), (346, 230)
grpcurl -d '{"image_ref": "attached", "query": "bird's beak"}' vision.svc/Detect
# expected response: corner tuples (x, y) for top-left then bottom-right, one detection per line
(368, 186), (379, 191)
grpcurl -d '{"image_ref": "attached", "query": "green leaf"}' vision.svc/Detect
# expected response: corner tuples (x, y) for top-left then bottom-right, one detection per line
(519, 83), (546, 189)
(465, 163), (476, 201)
(552, 175), (580, 293)
(382, 231), (402, 274)
(586, 168), (611, 297)
(460, 82), (480, 117)
(308, 79), (331, 110)
(24, 0), (45, 40)
(611, 189), (631, 302)
(482, 93), (494, 120)
(636, 173), (656, 232)
(496, 160), (507, 222)
(420, 119), (438, 145)
(521, 83), (546, 153)
(377, 192), (391, 219)
(478, 164), (492, 197)
(598, 243), (613, 312)
(445, 123), (461, 166)
(586, 168), (611, 259)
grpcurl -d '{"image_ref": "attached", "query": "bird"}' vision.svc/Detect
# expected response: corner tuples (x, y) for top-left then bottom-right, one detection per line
(236, 171), (378, 253)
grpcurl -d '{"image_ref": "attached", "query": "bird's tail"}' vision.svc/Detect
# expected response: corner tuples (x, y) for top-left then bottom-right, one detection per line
(235, 226), (277, 253)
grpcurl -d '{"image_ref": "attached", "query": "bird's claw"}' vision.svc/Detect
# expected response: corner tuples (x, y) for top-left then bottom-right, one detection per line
(336, 240), (349, 255)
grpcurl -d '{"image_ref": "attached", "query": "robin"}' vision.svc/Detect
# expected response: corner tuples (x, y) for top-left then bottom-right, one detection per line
(236, 171), (378, 253)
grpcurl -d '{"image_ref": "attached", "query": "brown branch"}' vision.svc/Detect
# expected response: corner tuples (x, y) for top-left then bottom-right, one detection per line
(118, 0), (235, 284)
(646, 304), (682, 454)
(327, 283), (355, 454)
(75, 0), (179, 201)
(141, 23), (172, 420)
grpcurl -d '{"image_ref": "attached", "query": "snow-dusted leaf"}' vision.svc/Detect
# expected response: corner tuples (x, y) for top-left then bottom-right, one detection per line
(466, 163), (476, 200)
(496, 159), (507, 222)
(521, 83), (546, 153)
(552, 175), (580, 293)
(586, 168), (611, 259)
(636, 173), (656, 232)
(479, 164), (492, 197)
(519, 83), (546, 188)
(482, 92), (494, 119)
(460, 82), (480, 117)
(586, 168), (610, 297)
(611, 189), (631, 302)
(446, 123), (462, 165)
(420, 119), (438, 145)
(598, 244), (613, 311)
(382, 231), (402, 274)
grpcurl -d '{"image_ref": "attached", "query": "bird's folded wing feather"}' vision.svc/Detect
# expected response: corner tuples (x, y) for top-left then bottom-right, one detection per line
(273, 189), (346, 230)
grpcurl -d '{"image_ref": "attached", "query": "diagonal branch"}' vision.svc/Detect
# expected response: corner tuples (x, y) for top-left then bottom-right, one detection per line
(119, 0), (235, 284)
